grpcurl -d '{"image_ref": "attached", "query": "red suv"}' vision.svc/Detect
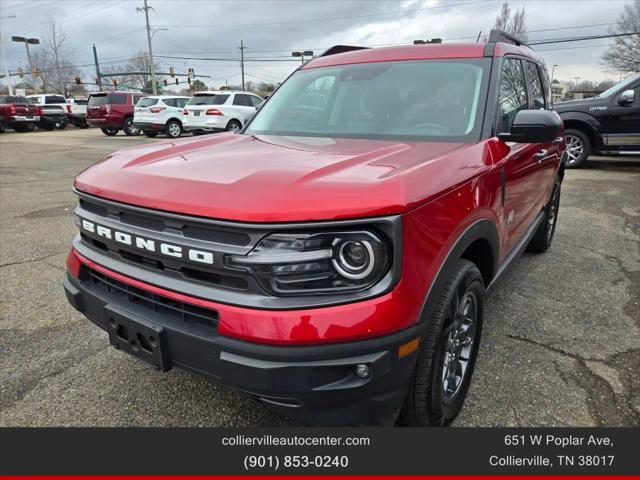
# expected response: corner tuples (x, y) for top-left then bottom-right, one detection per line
(64, 31), (565, 426)
(87, 91), (148, 136)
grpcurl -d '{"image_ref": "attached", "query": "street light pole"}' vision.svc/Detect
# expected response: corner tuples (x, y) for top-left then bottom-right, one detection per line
(551, 64), (558, 83)
(11, 36), (40, 91)
(1, 15), (17, 95)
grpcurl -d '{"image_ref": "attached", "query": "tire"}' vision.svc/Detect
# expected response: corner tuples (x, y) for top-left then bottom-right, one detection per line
(123, 117), (140, 136)
(165, 119), (182, 139)
(80, 121), (89, 129)
(400, 259), (484, 426)
(100, 127), (119, 136)
(527, 177), (561, 253)
(564, 129), (590, 168)
(225, 119), (242, 132)
(143, 130), (159, 138)
(57, 121), (66, 129)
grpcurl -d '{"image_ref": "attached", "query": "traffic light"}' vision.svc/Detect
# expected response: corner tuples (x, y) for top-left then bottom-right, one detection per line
(112, 78), (118, 88)
(163, 79), (168, 86)
(187, 77), (191, 85)
(75, 76), (82, 85)
(175, 78), (179, 85)
(169, 66), (175, 77)
(17, 67), (24, 78)
(31, 66), (39, 78)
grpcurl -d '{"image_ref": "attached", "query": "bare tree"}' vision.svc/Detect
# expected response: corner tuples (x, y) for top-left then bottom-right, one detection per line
(493, 2), (528, 41)
(30, 20), (82, 96)
(125, 50), (161, 91)
(602, 0), (640, 73)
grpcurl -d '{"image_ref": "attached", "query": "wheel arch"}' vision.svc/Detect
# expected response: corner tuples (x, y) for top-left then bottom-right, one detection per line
(560, 113), (601, 150)
(166, 117), (182, 127)
(416, 219), (499, 325)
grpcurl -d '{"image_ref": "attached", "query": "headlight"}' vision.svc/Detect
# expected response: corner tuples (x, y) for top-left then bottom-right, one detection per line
(228, 230), (391, 296)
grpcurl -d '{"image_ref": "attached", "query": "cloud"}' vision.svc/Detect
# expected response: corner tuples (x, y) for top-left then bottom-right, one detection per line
(0, 0), (630, 91)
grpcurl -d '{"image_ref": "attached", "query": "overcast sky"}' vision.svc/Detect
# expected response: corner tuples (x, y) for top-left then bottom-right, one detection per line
(0, 0), (633, 92)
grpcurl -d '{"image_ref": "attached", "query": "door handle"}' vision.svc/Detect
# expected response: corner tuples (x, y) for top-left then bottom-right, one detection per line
(535, 149), (548, 161)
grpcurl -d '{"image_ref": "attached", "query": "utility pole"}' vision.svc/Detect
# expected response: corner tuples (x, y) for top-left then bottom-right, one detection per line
(93, 44), (102, 91)
(138, 0), (157, 94)
(239, 40), (245, 91)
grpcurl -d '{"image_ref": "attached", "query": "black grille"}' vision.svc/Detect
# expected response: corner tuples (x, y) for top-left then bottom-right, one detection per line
(87, 268), (218, 332)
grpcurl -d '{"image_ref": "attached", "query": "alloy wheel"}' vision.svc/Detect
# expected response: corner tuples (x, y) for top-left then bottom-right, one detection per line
(168, 123), (181, 138)
(441, 289), (478, 403)
(565, 134), (583, 165)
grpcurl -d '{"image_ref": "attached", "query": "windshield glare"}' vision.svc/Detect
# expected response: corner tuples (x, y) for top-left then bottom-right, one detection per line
(246, 59), (489, 142)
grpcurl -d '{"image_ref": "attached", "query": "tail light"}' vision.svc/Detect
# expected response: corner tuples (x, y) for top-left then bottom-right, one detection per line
(206, 108), (223, 116)
(67, 104), (72, 113)
(35, 106), (42, 116)
(149, 107), (166, 113)
(9, 105), (16, 115)
(183, 108), (188, 115)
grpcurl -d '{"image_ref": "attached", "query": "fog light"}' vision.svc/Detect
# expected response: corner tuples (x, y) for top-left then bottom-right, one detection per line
(355, 364), (370, 379)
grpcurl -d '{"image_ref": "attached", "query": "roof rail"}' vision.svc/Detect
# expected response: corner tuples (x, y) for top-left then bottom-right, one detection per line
(484, 29), (531, 56)
(320, 45), (369, 57)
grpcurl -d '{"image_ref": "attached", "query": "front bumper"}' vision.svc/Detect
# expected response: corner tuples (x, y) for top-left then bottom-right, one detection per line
(64, 260), (423, 425)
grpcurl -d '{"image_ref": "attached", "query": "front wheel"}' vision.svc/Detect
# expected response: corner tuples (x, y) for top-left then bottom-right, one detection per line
(564, 129), (590, 168)
(527, 178), (561, 253)
(123, 117), (140, 136)
(100, 127), (119, 136)
(165, 119), (182, 139)
(401, 259), (484, 426)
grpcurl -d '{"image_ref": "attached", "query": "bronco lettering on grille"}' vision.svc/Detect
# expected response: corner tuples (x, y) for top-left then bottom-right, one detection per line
(79, 218), (214, 265)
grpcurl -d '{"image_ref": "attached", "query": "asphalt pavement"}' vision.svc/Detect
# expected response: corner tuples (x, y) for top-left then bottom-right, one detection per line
(0, 127), (638, 427)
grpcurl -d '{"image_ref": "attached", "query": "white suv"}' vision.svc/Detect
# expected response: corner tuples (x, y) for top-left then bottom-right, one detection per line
(133, 95), (190, 138)
(182, 91), (263, 134)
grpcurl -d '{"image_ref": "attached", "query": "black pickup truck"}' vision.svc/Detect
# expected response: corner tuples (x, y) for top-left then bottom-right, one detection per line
(553, 73), (639, 167)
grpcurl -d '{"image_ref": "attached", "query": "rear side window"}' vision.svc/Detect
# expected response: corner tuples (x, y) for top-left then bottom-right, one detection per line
(249, 95), (263, 107)
(233, 94), (253, 107)
(163, 98), (176, 107)
(132, 94), (144, 104)
(497, 58), (528, 133)
(525, 61), (546, 109)
(138, 98), (158, 107)
(176, 98), (188, 108)
(45, 95), (66, 104)
(187, 94), (229, 106)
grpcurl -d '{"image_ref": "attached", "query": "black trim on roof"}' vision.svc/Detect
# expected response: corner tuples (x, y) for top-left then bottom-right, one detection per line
(319, 45), (369, 57)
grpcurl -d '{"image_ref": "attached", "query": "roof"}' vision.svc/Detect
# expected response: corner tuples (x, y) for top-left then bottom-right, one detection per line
(304, 41), (543, 70)
(147, 94), (190, 99)
(192, 90), (256, 95)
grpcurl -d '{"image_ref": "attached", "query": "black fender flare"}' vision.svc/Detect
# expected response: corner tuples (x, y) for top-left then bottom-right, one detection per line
(416, 219), (500, 325)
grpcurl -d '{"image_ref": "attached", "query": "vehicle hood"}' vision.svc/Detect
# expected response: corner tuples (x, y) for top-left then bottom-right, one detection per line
(75, 133), (488, 222)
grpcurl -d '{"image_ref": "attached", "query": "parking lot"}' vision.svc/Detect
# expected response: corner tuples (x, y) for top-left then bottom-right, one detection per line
(0, 127), (638, 427)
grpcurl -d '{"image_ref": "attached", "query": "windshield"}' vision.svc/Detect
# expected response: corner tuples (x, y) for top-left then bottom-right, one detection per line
(246, 59), (489, 142)
(598, 73), (640, 98)
(187, 94), (229, 106)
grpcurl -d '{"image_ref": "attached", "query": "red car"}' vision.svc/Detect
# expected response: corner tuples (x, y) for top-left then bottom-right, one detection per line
(0, 95), (39, 132)
(64, 31), (565, 426)
(86, 91), (148, 136)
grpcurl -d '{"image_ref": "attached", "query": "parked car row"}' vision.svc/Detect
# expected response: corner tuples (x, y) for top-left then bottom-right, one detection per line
(85, 90), (265, 138)
(0, 94), (89, 132)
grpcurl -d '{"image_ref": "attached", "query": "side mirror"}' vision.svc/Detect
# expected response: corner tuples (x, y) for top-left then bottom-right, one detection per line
(618, 89), (635, 106)
(498, 110), (563, 143)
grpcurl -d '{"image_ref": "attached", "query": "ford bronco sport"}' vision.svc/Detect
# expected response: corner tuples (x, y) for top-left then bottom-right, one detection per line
(64, 30), (565, 426)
